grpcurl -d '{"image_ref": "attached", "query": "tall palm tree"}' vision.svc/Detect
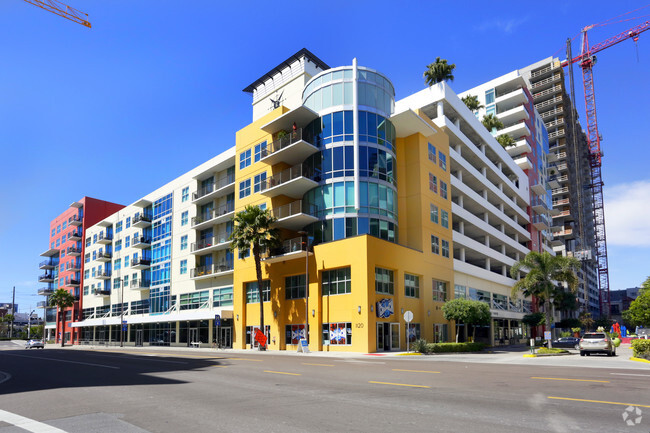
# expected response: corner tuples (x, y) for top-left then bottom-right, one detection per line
(423, 57), (456, 86)
(496, 134), (515, 149)
(461, 94), (483, 111)
(510, 252), (580, 347)
(230, 205), (280, 350)
(481, 114), (504, 133)
(49, 288), (75, 347)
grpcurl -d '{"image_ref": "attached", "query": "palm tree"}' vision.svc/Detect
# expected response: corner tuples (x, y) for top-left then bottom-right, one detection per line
(481, 114), (504, 133)
(423, 57), (456, 86)
(461, 94), (483, 111)
(510, 252), (580, 347)
(49, 288), (75, 347)
(230, 205), (280, 350)
(496, 134), (515, 149)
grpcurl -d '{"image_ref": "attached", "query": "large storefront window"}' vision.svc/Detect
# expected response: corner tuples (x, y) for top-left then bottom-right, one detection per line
(322, 322), (352, 345)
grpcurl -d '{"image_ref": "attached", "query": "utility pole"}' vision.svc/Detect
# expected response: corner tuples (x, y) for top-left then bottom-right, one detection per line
(10, 286), (15, 339)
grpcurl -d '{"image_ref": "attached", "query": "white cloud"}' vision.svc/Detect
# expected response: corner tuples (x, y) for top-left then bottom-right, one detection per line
(604, 180), (650, 246)
(475, 17), (529, 34)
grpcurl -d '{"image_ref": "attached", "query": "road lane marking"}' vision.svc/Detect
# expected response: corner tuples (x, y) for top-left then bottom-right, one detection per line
(89, 350), (225, 360)
(230, 358), (263, 362)
(548, 397), (650, 408)
(84, 353), (188, 364)
(302, 363), (334, 367)
(0, 371), (11, 385)
(264, 370), (301, 376)
(610, 373), (650, 377)
(2, 353), (119, 369)
(392, 369), (440, 374)
(369, 381), (430, 388)
(531, 377), (609, 383)
(211, 365), (228, 368)
(0, 409), (68, 432)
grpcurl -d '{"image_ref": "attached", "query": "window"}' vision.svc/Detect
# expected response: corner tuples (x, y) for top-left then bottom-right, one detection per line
(485, 88), (495, 105)
(442, 239), (450, 258)
(126, 217), (131, 229)
(431, 235), (440, 254)
(124, 255), (130, 268)
(213, 286), (233, 307)
(115, 240), (122, 252)
(434, 323), (448, 343)
(181, 211), (188, 226)
(182, 187), (189, 202)
(51, 228), (56, 237)
(404, 274), (420, 298)
(455, 284), (467, 299)
(84, 270), (89, 279)
(253, 172), (266, 193)
(285, 274), (306, 299)
(179, 290), (209, 310)
(322, 267), (351, 295)
(85, 237), (91, 247)
(93, 234), (97, 244)
(239, 149), (252, 170)
(440, 181), (448, 199)
(57, 225), (61, 233)
(246, 280), (270, 303)
(62, 221), (67, 230)
(429, 173), (437, 193)
(433, 280), (447, 302)
(92, 250), (96, 261)
(180, 235), (188, 251)
(83, 286), (89, 296)
(180, 259), (187, 275)
(84, 253), (90, 263)
(430, 204), (439, 224)
(245, 325), (270, 346)
(125, 236), (130, 248)
(286, 324), (306, 345)
(238, 248), (250, 259)
(114, 258), (121, 271)
(407, 323), (421, 342)
(441, 210), (449, 228)
(116, 221), (122, 233)
(375, 267), (394, 295)
(239, 179), (251, 199)
(91, 267), (96, 278)
(254, 141), (267, 162)
(439, 152), (447, 171)
(322, 322), (352, 345)
(427, 142), (436, 163)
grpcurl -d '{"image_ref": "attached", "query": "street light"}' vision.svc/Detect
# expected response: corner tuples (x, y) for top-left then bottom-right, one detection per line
(27, 309), (35, 340)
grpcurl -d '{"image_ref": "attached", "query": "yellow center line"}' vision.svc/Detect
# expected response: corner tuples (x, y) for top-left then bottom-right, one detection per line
(369, 381), (430, 389)
(211, 365), (229, 368)
(88, 350), (227, 360)
(393, 369), (440, 374)
(303, 363), (335, 367)
(548, 396), (650, 408)
(229, 358), (263, 362)
(264, 370), (301, 376)
(532, 377), (610, 383)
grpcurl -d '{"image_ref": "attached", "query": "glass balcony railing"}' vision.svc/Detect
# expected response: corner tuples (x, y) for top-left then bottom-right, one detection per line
(190, 260), (234, 278)
(192, 202), (235, 226)
(193, 173), (235, 201)
(260, 164), (314, 192)
(191, 231), (232, 251)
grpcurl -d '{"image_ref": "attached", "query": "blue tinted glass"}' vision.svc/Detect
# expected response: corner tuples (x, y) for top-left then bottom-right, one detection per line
(322, 148), (332, 175)
(322, 114), (331, 138)
(358, 111), (367, 135)
(332, 146), (343, 172)
(344, 146), (354, 175)
(333, 218), (345, 240)
(344, 111), (353, 135)
(332, 112), (343, 136)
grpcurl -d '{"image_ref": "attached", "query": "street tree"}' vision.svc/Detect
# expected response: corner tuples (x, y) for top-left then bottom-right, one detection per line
(49, 288), (75, 347)
(230, 205), (280, 350)
(496, 134), (515, 149)
(423, 57), (456, 86)
(481, 114), (504, 133)
(623, 281), (650, 327)
(442, 298), (491, 343)
(461, 94), (483, 111)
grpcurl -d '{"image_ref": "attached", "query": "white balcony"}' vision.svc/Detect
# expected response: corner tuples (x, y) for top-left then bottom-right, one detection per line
(192, 174), (236, 206)
(192, 203), (235, 231)
(505, 138), (531, 158)
(271, 200), (318, 231)
(191, 232), (232, 254)
(259, 129), (319, 167)
(500, 121), (531, 140)
(514, 155), (532, 170)
(259, 164), (318, 199)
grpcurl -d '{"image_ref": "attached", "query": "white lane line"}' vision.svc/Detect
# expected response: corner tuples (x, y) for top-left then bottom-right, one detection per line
(2, 353), (119, 370)
(610, 373), (650, 377)
(0, 371), (11, 385)
(0, 409), (68, 432)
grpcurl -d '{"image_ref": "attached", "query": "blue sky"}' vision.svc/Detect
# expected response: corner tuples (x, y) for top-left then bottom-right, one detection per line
(1, 1), (648, 315)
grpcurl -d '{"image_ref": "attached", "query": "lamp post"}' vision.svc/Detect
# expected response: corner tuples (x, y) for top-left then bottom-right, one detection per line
(120, 277), (124, 347)
(298, 231), (309, 344)
(28, 309), (35, 340)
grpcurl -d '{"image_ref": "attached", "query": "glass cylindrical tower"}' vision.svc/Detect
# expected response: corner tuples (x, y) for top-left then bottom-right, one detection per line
(301, 61), (397, 244)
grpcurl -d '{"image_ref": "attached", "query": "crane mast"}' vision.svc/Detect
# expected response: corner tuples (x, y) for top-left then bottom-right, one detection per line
(22, 0), (91, 28)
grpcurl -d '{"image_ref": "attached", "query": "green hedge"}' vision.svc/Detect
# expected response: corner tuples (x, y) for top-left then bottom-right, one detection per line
(412, 339), (485, 354)
(632, 339), (650, 359)
(537, 347), (568, 354)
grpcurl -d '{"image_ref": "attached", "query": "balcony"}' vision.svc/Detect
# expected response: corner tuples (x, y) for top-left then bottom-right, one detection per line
(66, 279), (81, 287)
(39, 259), (56, 270)
(69, 230), (83, 241)
(530, 181), (548, 196)
(499, 120), (531, 140)
(514, 155), (532, 170)
(548, 176), (561, 189)
(191, 232), (232, 254)
(540, 106), (564, 120)
(93, 289), (111, 297)
(530, 73), (561, 90)
(38, 287), (54, 296)
(259, 128), (318, 166)
(37, 300), (48, 308)
(553, 210), (572, 219)
(552, 187), (569, 196)
(555, 228), (574, 238)
(96, 271), (112, 280)
(38, 273), (54, 283)
(192, 202), (235, 230)
(190, 261), (234, 280)
(534, 95), (563, 111)
(192, 173), (236, 205)
(131, 257), (151, 270)
(68, 214), (83, 226)
(259, 164), (317, 199)
(552, 198), (570, 207)
(271, 200), (318, 231)
(132, 236), (152, 249)
(530, 63), (558, 79)
(505, 138), (531, 157)
(96, 233), (113, 244)
(130, 279), (151, 291)
(533, 85), (562, 100)
(496, 105), (529, 126)
(66, 261), (81, 272)
(495, 87), (528, 107)
(262, 236), (313, 264)
(96, 251), (112, 262)
(132, 213), (153, 228)
(548, 129), (565, 140)
(66, 246), (82, 256)
(531, 196), (549, 214)
(532, 214), (550, 230)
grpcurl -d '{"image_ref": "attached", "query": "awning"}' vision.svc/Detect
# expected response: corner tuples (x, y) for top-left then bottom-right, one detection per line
(70, 307), (234, 328)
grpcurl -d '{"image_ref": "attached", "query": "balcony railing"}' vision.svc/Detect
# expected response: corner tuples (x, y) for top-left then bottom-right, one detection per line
(548, 129), (565, 140)
(260, 164), (314, 192)
(67, 279), (81, 286)
(191, 231), (232, 252)
(97, 251), (112, 261)
(271, 200), (316, 220)
(130, 279), (151, 289)
(193, 173), (235, 201)
(68, 214), (83, 226)
(263, 236), (307, 260)
(65, 261), (81, 271)
(97, 271), (112, 279)
(39, 259), (56, 269)
(93, 289), (111, 296)
(533, 85), (562, 99)
(132, 236), (152, 247)
(69, 230), (83, 239)
(190, 261), (234, 278)
(191, 202), (235, 226)
(530, 63), (558, 78)
(38, 273), (54, 282)
(67, 246), (82, 256)
(37, 301), (48, 308)
(534, 95), (562, 111)
(132, 213), (152, 225)
(131, 258), (151, 267)
(97, 232), (113, 243)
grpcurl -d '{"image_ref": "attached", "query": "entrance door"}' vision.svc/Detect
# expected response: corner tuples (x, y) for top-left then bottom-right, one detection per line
(390, 323), (400, 350)
(377, 323), (385, 351)
(189, 328), (199, 345)
(220, 327), (232, 348)
(135, 329), (144, 347)
(98, 330), (106, 343)
(377, 323), (399, 351)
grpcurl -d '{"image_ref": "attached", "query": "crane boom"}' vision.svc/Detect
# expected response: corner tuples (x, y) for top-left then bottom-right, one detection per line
(23, 0), (91, 28)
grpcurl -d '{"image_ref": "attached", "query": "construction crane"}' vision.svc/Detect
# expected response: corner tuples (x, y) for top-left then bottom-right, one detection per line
(22, 0), (91, 28)
(561, 19), (650, 317)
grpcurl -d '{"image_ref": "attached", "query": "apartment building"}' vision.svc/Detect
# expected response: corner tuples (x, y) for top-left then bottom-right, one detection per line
(37, 197), (124, 343)
(68, 49), (540, 351)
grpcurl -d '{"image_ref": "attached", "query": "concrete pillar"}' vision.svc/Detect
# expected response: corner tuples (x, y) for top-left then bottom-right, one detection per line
(483, 190), (488, 200)
(502, 265), (507, 276)
(480, 144), (486, 154)
(208, 320), (214, 346)
(455, 144), (462, 155)
(485, 257), (491, 271)
(460, 248), (466, 261)
(459, 221), (465, 235)
(484, 213), (489, 223)
(458, 195), (464, 208)
(499, 203), (505, 213)
(501, 244), (506, 255)
(481, 167), (487, 177)
(454, 118), (460, 129)
(437, 101), (444, 119)
(457, 170), (463, 181)
(499, 183), (503, 192)
(485, 235), (490, 247)
(497, 162), (502, 170)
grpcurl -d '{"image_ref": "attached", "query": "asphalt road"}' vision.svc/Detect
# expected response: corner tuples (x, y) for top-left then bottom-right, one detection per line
(1, 341), (649, 433)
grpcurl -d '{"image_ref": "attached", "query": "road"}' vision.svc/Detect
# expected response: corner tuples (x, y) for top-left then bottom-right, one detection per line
(1, 341), (649, 432)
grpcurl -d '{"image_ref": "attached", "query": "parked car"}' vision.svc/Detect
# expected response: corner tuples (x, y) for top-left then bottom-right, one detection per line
(551, 337), (580, 349)
(579, 332), (615, 356)
(25, 339), (44, 349)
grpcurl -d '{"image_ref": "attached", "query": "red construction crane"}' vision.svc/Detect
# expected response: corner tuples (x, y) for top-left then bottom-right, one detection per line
(22, 0), (91, 28)
(561, 19), (650, 317)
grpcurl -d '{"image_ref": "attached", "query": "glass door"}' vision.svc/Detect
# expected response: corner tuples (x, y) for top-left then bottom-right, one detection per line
(135, 329), (143, 347)
(188, 328), (199, 345)
(220, 327), (232, 348)
(377, 323), (385, 351)
(390, 323), (400, 350)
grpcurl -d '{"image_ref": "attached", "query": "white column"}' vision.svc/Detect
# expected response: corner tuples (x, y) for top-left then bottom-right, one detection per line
(485, 257), (491, 270)
(459, 221), (465, 235)
(437, 101), (444, 119)
(353, 58), (360, 211)
(460, 248), (466, 261)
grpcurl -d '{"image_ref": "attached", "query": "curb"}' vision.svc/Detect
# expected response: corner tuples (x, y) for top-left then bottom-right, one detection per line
(396, 353), (422, 356)
(630, 357), (650, 364)
(523, 352), (571, 358)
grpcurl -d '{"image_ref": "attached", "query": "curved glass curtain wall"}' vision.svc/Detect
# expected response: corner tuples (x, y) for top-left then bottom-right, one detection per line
(299, 66), (398, 244)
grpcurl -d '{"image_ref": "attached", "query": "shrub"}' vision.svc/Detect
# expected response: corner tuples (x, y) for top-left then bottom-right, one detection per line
(413, 342), (486, 354)
(537, 347), (568, 354)
(411, 339), (428, 354)
(631, 339), (650, 360)
(560, 331), (572, 338)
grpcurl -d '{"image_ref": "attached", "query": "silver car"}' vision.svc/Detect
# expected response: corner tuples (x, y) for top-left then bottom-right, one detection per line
(25, 339), (45, 349)
(579, 332), (615, 356)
